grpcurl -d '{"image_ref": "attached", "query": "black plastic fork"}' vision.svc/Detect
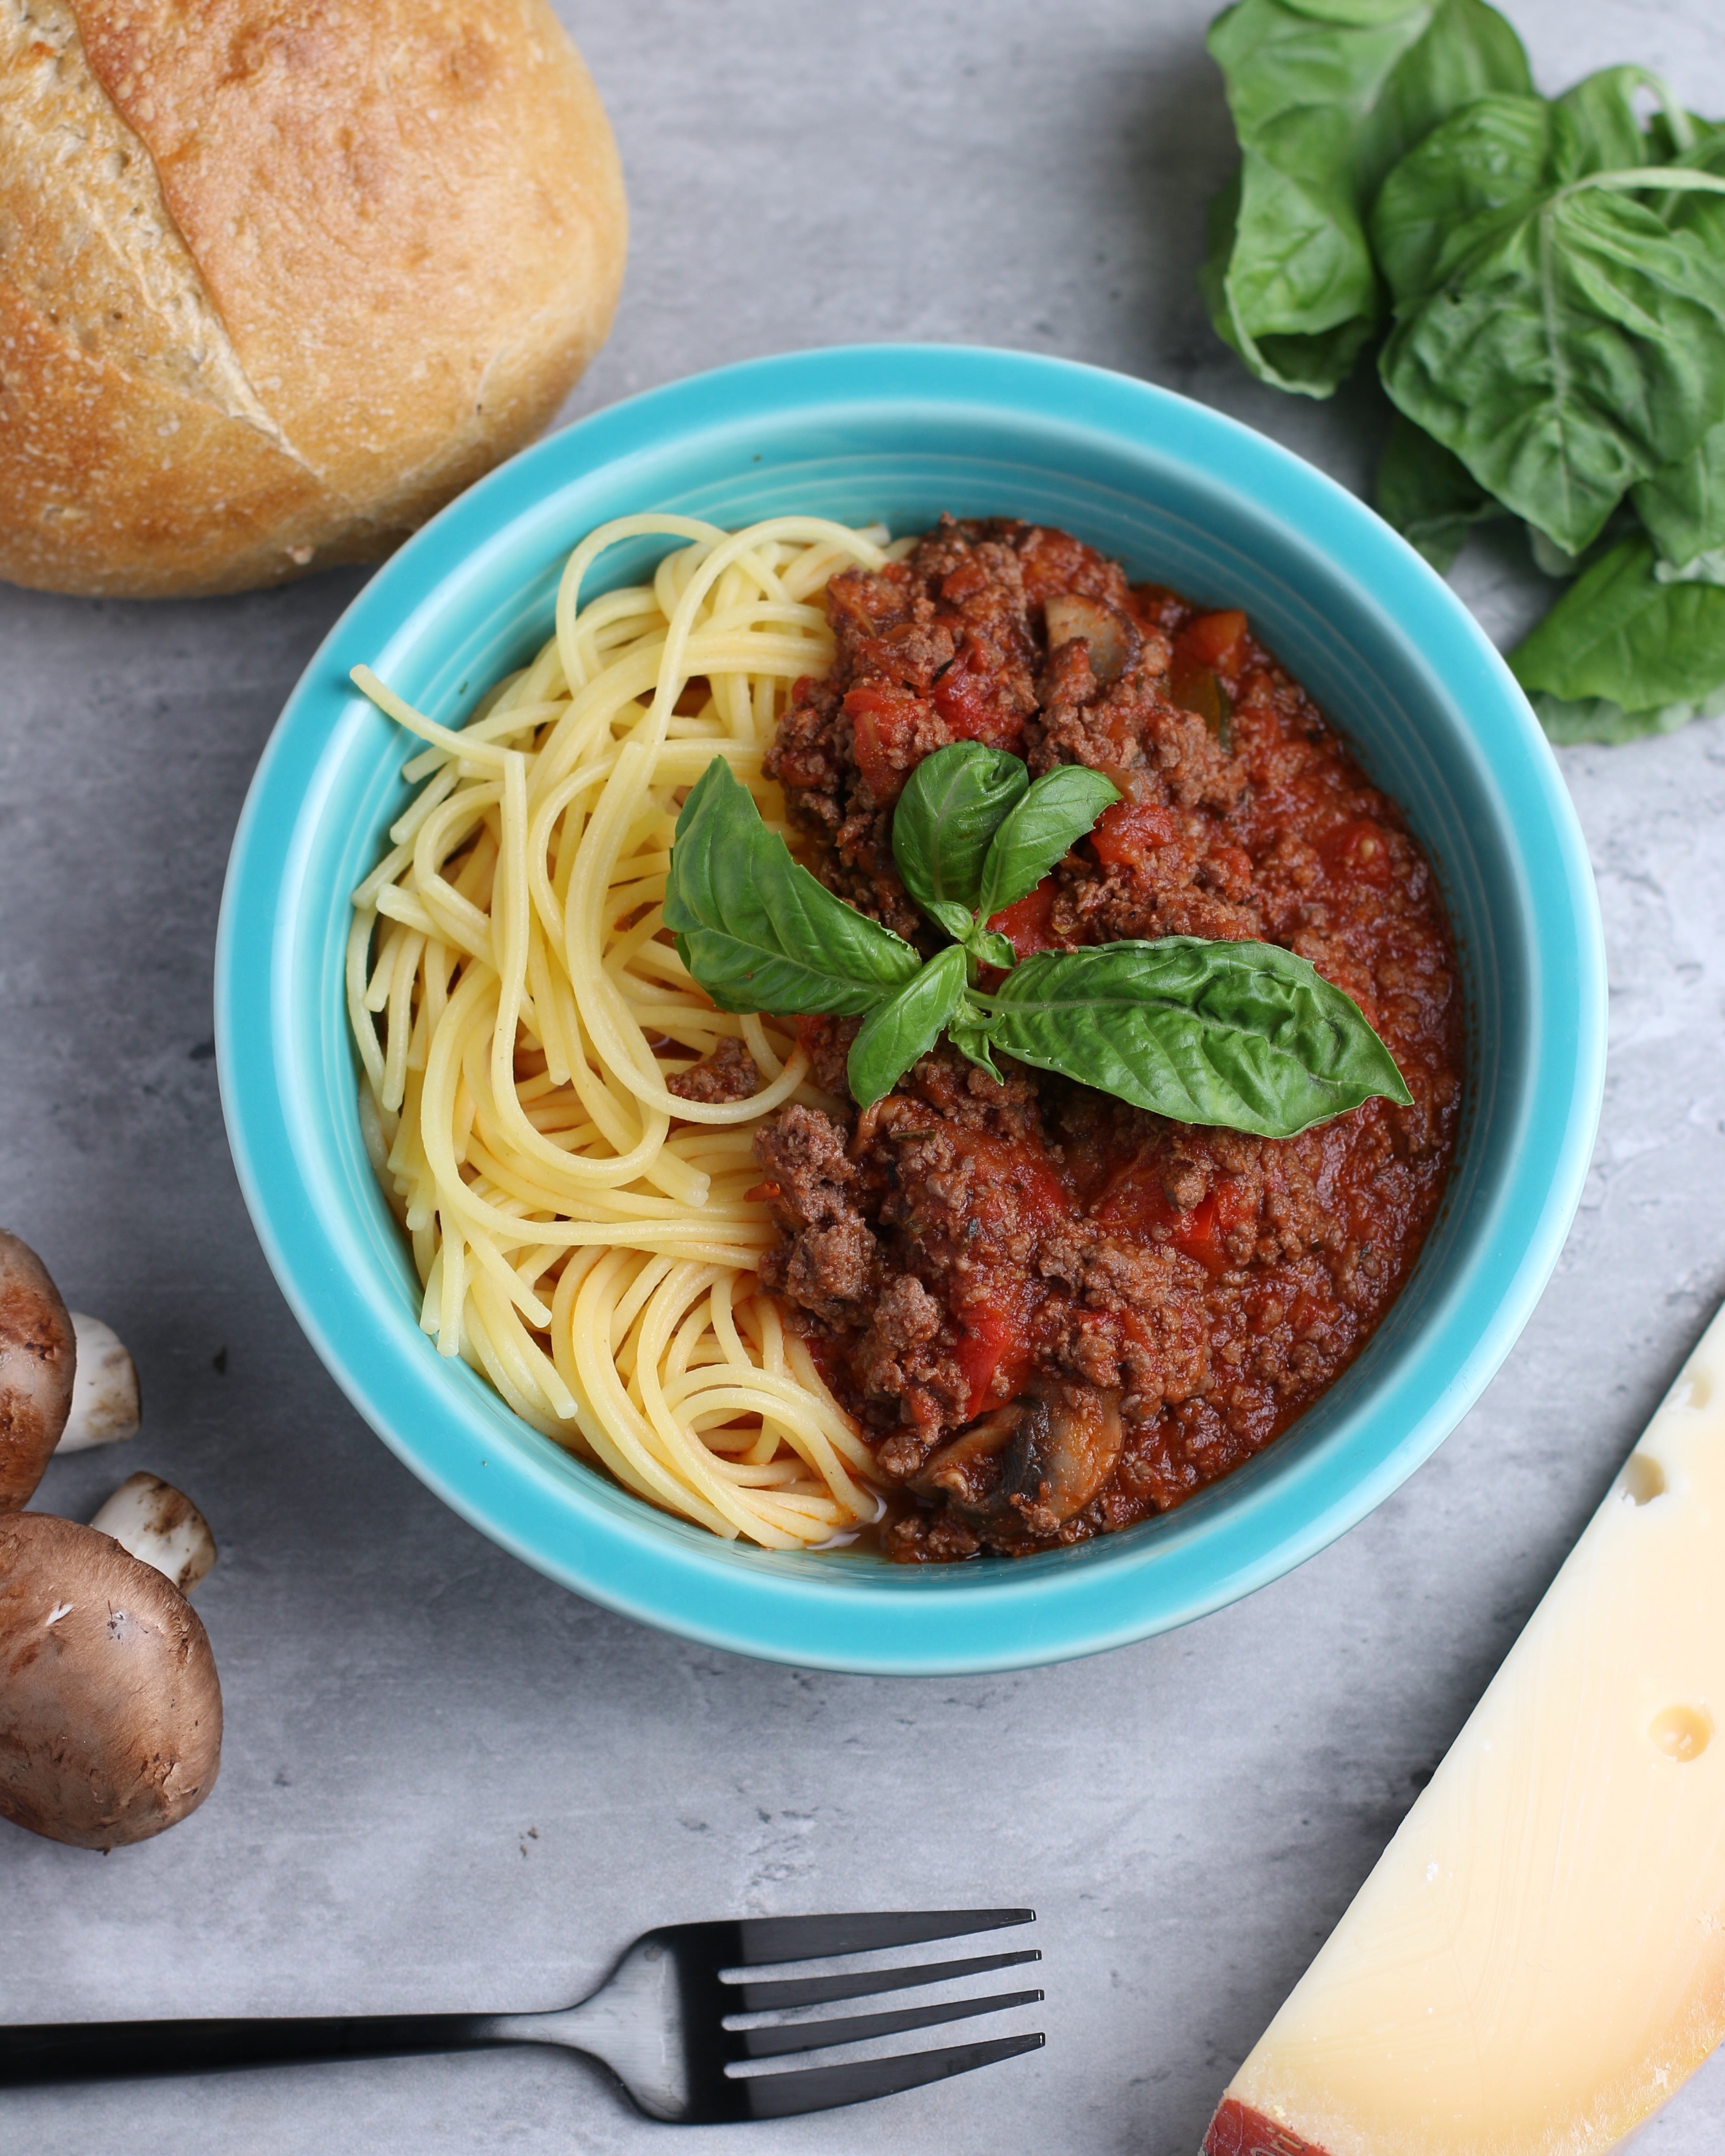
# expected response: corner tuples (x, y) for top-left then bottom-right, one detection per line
(0, 1908), (1044, 2122)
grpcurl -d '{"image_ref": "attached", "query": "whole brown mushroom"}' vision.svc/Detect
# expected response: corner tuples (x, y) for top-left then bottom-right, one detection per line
(0, 1511), (222, 1849)
(0, 1231), (77, 1511)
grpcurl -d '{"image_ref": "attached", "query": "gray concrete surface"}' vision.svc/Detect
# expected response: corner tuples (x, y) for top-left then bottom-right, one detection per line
(3, 2), (1724, 2149)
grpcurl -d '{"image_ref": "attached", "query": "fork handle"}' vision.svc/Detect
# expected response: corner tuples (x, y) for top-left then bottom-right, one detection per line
(0, 2013), (515, 2085)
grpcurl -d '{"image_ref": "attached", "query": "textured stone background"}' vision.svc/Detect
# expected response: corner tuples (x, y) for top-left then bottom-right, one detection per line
(3, 2), (1723, 2150)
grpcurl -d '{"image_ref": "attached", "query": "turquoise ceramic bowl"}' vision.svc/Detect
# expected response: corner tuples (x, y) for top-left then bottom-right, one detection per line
(217, 345), (1604, 1674)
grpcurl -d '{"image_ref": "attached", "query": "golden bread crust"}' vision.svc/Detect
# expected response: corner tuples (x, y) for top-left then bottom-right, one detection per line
(0, 0), (626, 596)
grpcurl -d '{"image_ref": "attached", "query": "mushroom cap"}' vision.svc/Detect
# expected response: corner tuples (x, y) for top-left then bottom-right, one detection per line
(0, 1512), (222, 1849)
(0, 1231), (77, 1511)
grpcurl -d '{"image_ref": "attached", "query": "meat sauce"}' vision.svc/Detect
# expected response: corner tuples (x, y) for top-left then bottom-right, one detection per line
(749, 518), (1462, 1562)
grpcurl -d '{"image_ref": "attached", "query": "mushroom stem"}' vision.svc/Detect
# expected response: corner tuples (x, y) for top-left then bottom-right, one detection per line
(89, 1473), (217, 1596)
(55, 1313), (141, 1451)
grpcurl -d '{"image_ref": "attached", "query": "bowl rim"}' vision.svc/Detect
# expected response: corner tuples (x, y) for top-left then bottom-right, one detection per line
(216, 342), (1605, 1674)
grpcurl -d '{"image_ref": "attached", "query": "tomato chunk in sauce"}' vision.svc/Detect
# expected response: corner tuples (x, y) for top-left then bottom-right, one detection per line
(754, 519), (1462, 1562)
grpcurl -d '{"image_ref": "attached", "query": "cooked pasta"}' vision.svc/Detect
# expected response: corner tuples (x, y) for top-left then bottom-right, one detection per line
(347, 513), (905, 1548)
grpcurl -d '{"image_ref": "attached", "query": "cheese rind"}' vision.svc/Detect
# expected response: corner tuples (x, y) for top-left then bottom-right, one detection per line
(1204, 2095), (1332, 2154)
(1205, 1302), (1725, 2156)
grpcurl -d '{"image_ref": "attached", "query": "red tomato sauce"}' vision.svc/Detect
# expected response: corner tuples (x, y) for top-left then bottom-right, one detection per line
(753, 520), (1463, 1562)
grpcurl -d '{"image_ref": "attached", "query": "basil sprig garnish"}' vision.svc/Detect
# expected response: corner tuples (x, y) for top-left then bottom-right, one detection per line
(665, 749), (1413, 1133)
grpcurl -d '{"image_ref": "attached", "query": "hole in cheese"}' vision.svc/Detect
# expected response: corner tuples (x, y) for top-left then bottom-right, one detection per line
(1620, 1453), (1666, 1505)
(1648, 1704), (1714, 1762)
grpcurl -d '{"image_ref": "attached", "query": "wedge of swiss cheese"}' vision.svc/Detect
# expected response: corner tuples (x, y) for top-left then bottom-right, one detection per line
(1203, 1299), (1725, 2156)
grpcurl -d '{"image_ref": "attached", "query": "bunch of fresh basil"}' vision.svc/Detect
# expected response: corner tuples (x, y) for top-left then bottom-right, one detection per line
(663, 745), (1411, 1137)
(1204, 0), (1725, 742)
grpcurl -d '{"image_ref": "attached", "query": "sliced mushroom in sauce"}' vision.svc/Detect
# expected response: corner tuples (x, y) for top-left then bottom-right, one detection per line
(1042, 593), (1141, 687)
(910, 1386), (1124, 1530)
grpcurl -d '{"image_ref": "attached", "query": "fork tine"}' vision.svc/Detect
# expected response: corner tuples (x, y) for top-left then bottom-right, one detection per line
(732, 1909), (1034, 1965)
(739, 2031), (1045, 2119)
(738, 1986), (1042, 2060)
(732, 1946), (1041, 2013)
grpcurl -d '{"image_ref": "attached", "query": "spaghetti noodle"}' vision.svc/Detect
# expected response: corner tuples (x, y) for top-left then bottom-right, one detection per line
(347, 514), (905, 1548)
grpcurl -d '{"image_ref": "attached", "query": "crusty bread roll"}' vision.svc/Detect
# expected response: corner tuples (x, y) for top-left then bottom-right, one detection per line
(0, 0), (627, 597)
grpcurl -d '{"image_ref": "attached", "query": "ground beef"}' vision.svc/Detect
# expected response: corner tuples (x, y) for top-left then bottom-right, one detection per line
(752, 518), (1463, 1562)
(667, 1035), (761, 1103)
(753, 1105), (877, 1327)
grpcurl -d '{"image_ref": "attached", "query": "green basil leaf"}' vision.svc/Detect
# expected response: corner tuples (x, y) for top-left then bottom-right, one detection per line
(1202, 141), (1380, 396)
(665, 758), (922, 1017)
(890, 741), (1029, 924)
(907, 895), (974, 946)
(1375, 409), (1502, 570)
(1633, 417), (1725, 572)
(1659, 124), (1725, 244)
(1550, 67), (1669, 183)
(976, 765), (1119, 921)
(1204, 0), (1530, 398)
(947, 1011), (1006, 1084)
(1369, 93), (1551, 305)
(1200, 171), (1381, 396)
(845, 946), (968, 1108)
(979, 939), (1412, 1139)
(1276, 0), (1426, 23)
(968, 928), (1020, 971)
(1509, 534), (1725, 716)
(1647, 110), (1707, 167)
(1379, 183), (1725, 554)
(1526, 685), (1725, 746)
